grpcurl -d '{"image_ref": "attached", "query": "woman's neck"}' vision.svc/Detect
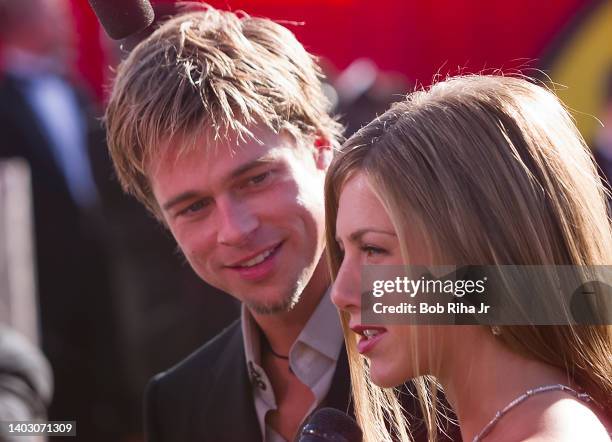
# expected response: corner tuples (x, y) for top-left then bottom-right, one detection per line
(435, 327), (572, 441)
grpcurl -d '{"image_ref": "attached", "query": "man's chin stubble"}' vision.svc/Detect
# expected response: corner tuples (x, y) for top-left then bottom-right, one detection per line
(246, 277), (309, 315)
(246, 292), (300, 315)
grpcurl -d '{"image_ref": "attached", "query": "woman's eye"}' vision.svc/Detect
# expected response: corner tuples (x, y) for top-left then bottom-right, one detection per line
(361, 245), (387, 258)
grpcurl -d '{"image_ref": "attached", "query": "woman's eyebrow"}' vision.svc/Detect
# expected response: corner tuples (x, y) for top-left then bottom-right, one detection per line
(335, 228), (397, 245)
(349, 228), (396, 242)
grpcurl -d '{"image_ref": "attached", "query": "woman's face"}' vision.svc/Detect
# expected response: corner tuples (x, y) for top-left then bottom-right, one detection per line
(331, 172), (443, 387)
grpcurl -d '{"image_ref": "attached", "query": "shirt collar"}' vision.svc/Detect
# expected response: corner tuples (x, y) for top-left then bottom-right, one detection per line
(241, 287), (344, 373)
(292, 288), (343, 362)
(241, 289), (344, 442)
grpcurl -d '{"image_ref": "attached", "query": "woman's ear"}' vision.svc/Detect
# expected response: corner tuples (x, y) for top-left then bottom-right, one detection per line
(314, 135), (333, 171)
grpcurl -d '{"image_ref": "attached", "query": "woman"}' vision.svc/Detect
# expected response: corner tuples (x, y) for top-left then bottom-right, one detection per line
(325, 75), (612, 441)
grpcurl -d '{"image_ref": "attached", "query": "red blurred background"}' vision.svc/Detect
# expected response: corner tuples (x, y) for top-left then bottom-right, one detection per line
(69, 0), (584, 101)
(67, 0), (612, 145)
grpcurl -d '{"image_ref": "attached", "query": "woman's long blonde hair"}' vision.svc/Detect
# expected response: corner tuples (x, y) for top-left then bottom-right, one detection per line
(324, 75), (612, 442)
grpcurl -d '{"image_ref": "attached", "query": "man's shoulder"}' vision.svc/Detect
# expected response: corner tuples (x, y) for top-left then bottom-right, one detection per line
(150, 319), (243, 390)
(144, 319), (249, 441)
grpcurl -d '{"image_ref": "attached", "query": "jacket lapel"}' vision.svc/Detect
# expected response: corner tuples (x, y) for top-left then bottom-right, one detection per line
(193, 324), (261, 442)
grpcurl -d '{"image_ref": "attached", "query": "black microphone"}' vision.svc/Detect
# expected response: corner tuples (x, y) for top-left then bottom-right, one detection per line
(299, 408), (363, 442)
(87, 0), (155, 40)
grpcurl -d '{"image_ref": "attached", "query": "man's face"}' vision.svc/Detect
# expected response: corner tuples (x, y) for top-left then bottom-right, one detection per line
(149, 128), (329, 314)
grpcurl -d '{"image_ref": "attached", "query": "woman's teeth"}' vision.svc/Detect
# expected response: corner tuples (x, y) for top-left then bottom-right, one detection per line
(363, 329), (381, 338)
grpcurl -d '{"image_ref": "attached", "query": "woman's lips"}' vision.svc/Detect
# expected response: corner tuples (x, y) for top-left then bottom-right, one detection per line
(351, 325), (388, 355)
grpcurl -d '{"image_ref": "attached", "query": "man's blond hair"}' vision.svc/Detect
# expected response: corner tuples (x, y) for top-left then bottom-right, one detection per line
(105, 4), (342, 216)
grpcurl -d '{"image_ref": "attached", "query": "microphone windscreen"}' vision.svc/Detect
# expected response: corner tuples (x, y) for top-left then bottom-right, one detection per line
(299, 408), (362, 442)
(88, 0), (154, 40)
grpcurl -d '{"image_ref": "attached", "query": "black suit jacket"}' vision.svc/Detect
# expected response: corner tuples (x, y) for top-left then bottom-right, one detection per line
(145, 319), (353, 442)
(144, 319), (458, 442)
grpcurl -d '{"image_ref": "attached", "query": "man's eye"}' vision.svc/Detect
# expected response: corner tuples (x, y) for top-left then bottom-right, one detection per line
(246, 171), (271, 186)
(178, 200), (208, 216)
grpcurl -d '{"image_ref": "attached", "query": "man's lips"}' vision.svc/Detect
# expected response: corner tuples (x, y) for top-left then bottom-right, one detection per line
(350, 324), (388, 355)
(225, 241), (283, 282)
(225, 242), (283, 268)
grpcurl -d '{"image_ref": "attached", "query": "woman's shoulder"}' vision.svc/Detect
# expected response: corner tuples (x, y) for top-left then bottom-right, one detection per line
(522, 396), (611, 442)
(485, 390), (610, 442)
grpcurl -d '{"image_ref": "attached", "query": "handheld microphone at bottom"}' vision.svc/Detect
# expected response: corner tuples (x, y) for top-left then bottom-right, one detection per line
(299, 407), (363, 442)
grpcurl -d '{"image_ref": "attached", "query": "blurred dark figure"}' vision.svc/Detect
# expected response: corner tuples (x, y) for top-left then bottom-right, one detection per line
(333, 58), (411, 137)
(0, 324), (52, 442)
(0, 0), (126, 439)
(593, 71), (612, 200)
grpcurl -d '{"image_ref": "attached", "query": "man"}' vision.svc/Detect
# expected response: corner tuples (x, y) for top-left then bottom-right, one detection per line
(105, 5), (442, 442)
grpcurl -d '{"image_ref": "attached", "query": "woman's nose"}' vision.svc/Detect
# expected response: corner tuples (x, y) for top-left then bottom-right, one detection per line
(330, 258), (361, 313)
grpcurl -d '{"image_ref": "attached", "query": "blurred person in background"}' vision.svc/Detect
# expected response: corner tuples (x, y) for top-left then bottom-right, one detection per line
(0, 0), (127, 439)
(333, 58), (411, 138)
(0, 324), (52, 442)
(594, 71), (612, 200)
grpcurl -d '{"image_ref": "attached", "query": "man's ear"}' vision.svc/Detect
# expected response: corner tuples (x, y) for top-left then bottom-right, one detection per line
(313, 135), (333, 171)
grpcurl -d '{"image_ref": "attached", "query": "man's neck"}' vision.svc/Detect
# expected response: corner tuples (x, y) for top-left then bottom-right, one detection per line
(250, 257), (330, 355)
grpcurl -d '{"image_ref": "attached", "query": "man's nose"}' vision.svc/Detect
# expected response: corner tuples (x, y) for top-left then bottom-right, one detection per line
(216, 197), (259, 246)
(331, 259), (360, 313)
